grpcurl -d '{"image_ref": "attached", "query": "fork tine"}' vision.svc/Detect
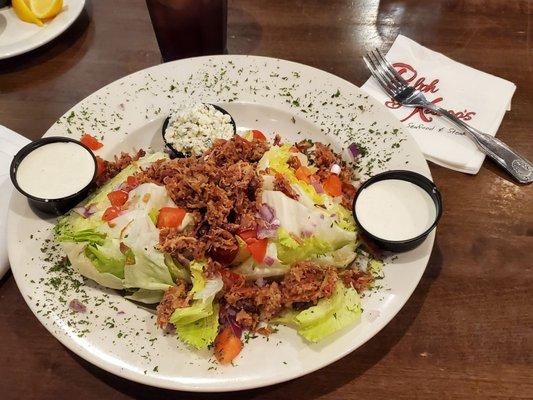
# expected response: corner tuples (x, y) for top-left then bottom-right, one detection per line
(363, 54), (397, 97)
(370, 49), (400, 86)
(363, 56), (395, 97)
(368, 50), (402, 92)
(374, 49), (410, 86)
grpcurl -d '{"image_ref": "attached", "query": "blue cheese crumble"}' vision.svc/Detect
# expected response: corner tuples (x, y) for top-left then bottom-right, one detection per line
(164, 103), (234, 155)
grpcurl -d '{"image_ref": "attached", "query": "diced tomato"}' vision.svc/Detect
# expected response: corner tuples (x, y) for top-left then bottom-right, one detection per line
(107, 190), (129, 207)
(294, 166), (312, 183)
(156, 207), (186, 229)
(95, 156), (106, 178)
(323, 174), (343, 197)
(220, 269), (245, 287)
(246, 237), (268, 263)
(237, 229), (267, 263)
(126, 175), (139, 189)
(342, 182), (357, 199)
(289, 145), (299, 153)
(102, 206), (120, 221)
(80, 134), (103, 151)
(252, 130), (267, 141)
(237, 229), (257, 243)
(214, 327), (243, 364)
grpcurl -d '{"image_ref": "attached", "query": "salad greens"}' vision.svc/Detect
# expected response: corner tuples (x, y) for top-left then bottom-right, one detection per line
(274, 282), (362, 342)
(170, 261), (223, 349)
(55, 152), (182, 296)
(53, 137), (383, 359)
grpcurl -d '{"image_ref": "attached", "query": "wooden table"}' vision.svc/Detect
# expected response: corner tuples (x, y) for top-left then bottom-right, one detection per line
(0, 0), (531, 398)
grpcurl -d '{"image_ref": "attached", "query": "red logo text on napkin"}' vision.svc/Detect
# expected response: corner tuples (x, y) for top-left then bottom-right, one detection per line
(384, 62), (476, 123)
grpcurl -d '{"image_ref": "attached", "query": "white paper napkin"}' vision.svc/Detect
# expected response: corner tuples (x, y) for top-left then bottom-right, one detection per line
(361, 35), (516, 174)
(0, 125), (31, 279)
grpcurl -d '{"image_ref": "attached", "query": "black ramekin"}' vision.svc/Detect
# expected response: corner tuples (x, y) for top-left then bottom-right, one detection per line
(10, 137), (97, 216)
(352, 170), (443, 252)
(161, 104), (237, 157)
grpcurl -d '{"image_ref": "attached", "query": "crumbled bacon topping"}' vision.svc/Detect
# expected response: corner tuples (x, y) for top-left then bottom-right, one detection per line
(273, 172), (299, 200)
(156, 279), (190, 328)
(95, 149), (145, 187)
(139, 137), (268, 263)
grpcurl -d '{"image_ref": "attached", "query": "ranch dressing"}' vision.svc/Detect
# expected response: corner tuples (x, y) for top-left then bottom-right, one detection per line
(16, 142), (95, 199)
(355, 179), (436, 241)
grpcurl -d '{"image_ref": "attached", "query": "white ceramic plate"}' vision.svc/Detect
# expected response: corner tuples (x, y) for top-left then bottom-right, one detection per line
(7, 55), (434, 392)
(0, 0), (85, 60)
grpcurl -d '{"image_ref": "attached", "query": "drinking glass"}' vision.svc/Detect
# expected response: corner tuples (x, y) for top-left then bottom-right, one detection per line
(146, 0), (228, 62)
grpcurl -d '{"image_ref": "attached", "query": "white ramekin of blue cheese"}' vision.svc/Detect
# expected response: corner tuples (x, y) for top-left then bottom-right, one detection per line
(10, 137), (97, 215)
(162, 103), (236, 157)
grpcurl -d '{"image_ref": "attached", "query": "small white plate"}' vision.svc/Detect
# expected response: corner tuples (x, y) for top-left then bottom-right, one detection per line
(0, 0), (85, 60)
(8, 55), (435, 391)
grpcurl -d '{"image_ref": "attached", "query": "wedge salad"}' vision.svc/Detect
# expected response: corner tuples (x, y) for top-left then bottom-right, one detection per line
(54, 131), (382, 364)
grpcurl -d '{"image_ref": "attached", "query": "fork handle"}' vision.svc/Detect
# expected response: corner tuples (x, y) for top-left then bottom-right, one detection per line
(428, 104), (533, 183)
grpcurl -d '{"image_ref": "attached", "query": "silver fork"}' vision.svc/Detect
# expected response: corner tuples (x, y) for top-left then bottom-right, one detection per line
(363, 49), (533, 184)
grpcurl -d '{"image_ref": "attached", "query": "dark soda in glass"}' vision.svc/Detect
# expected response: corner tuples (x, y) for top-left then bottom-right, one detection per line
(146, 0), (228, 62)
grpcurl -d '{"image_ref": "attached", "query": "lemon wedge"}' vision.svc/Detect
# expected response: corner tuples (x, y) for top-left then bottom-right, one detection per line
(12, 0), (44, 26)
(29, 0), (63, 19)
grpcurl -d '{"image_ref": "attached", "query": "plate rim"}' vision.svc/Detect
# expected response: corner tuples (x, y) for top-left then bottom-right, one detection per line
(7, 54), (434, 392)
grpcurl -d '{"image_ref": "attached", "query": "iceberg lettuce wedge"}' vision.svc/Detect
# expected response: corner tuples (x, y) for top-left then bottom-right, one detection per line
(274, 283), (361, 342)
(125, 288), (165, 304)
(169, 261), (223, 349)
(276, 227), (332, 264)
(175, 304), (220, 349)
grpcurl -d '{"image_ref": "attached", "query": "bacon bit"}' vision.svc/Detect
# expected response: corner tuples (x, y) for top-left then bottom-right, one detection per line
(288, 155), (302, 170)
(281, 262), (338, 306)
(95, 156), (106, 178)
(339, 268), (374, 293)
(142, 193), (151, 203)
(256, 326), (273, 336)
(295, 139), (313, 152)
(95, 149), (146, 188)
(156, 281), (190, 328)
(69, 299), (87, 313)
(274, 173), (299, 200)
(119, 242), (130, 254)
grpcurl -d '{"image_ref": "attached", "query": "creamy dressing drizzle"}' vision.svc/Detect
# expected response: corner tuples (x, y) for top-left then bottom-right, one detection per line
(355, 179), (436, 241)
(16, 142), (95, 199)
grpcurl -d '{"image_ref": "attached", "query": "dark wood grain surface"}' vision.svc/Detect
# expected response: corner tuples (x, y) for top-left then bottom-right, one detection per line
(0, 0), (532, 399)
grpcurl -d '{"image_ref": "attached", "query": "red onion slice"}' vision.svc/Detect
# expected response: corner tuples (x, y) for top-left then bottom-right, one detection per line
(73, 203), (98, 218)
(263, 256), (275, 266)
(348, 143), (360, 160)
(219, 307), (243, 338)
(311, 179), (324, 194)
(69, 299), (87, 313)
(259, 203), (276, 223)
(257, 227), (277, 239)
